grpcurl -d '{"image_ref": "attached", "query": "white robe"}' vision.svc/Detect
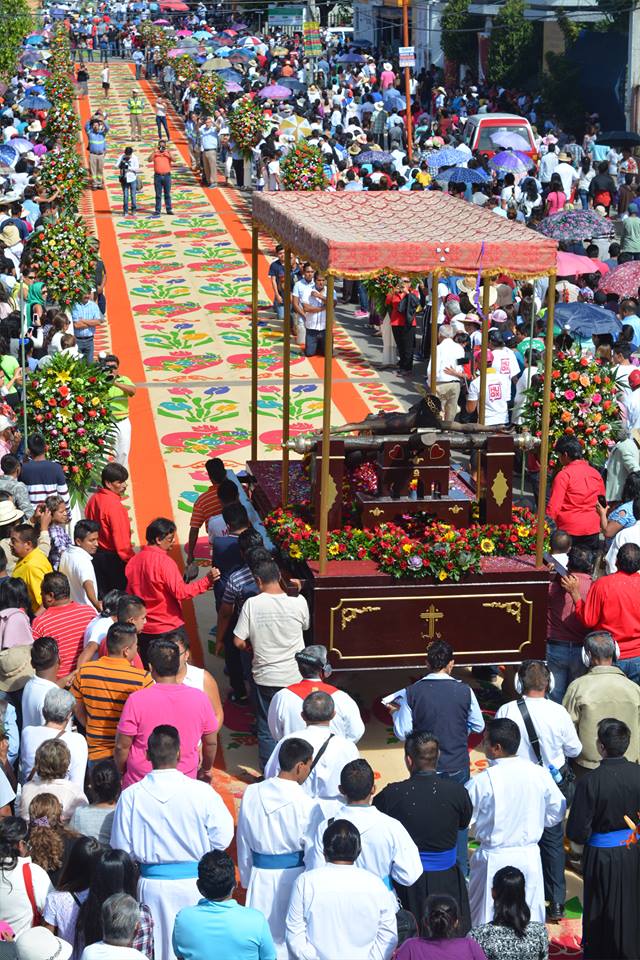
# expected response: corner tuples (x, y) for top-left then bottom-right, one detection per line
(466, 756), (566, 925)
(237, 777), (316, 959)
(305, 803), (422, 911)
(267, 682), (365, 743)
(263, 725), (359, 800)
(286, 863), (397, 960)
(110, 768), (234, 960)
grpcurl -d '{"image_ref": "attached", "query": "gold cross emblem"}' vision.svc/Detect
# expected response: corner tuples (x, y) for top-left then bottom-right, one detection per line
(420, 604), (444, 639)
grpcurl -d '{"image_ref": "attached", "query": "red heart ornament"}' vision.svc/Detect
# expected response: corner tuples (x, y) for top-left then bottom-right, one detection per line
(429, 444), (446, 460)
(388, 444), (404, 461)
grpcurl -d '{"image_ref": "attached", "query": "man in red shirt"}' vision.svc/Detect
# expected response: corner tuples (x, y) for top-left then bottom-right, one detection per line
(85, 462), (134, 596)
(148, 139), (174, 216)
(126, 516), (218, 668)
(547, 437), (605, 550)
(32, 572), (97, 682)
(386, 277), (419, 375)
(186, 457), (226, 567)
(562, 542), (640, 681)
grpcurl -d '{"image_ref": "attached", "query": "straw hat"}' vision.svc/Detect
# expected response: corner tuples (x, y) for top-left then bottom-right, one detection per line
(348, 144), (361, 156)
(0, 224), (20, 247)
(558, 151), (572, 162)
(456, 276), (498, 306)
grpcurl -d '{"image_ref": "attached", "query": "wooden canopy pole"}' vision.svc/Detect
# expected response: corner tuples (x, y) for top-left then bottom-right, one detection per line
(318, 275), (335, 575)
(478, 282), (491, 425)
(535, 274), (557, 566)
(430, 278), (438, 395)
(281, 249), (292, 506)
(250, 224), (259, 460)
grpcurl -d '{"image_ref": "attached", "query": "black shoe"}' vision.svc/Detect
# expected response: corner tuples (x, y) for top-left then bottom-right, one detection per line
(229, 692), (248, 705)
(546, 902), (564, 922)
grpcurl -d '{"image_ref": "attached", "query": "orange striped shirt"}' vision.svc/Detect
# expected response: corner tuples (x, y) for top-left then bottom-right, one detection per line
(71, 655), (153, 759)
(189, 486), (223, 529)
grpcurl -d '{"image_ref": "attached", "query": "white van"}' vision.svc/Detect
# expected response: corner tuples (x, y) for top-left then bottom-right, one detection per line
(325, 27), (354, 45)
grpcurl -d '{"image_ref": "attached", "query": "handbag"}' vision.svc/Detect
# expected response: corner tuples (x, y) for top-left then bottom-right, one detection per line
(0, 611), (33, 693)
(516, 698), (576, 804)
(136, 175), (143, 191)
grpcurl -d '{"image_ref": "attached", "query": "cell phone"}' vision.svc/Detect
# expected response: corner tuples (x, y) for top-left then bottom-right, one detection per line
(597, 495), (607, 508)
(543, 552), (568, 578)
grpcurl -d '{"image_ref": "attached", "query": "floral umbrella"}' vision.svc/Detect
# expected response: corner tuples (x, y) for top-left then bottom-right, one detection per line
(488, 150), (530, 174)
(426, 147), (468, 169)
(597, 261), (640, 298)
(537, 209), (615, 241)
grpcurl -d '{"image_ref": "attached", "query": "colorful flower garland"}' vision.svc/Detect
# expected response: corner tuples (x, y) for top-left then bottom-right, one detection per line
(521, 352), (620, 470)
(280, 141), (328, 191)
(25, 353), (117, 505)
(228, 96), (269, 158)
(264, 505), (545, 581)
(30, 214), (97, 307)
(38, 148), (85, 212)
(362, 270), (400, 315)
(196, 73), (225, 115)
(173, 54), (199, 83)
(45, 99), (79, 143)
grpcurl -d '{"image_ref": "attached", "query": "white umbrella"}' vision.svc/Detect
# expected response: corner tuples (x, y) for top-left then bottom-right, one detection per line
(278, 115), (312, 140)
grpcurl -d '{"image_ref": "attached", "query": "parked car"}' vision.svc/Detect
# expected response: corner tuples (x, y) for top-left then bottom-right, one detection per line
(462, 113), (538, 161)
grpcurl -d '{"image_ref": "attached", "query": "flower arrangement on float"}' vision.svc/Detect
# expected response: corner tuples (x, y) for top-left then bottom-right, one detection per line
(362, 270), (400, 315)
(173, 53), (199, 82)
(38, 148), (85, 211)
(44, 72), (74, 103)
(521, 351), (620, 469)
(45, 99), (79, 142)
(48, 26), (73, 74)
(25, 353), (117, 503)
(280, 141), (328, 191)
(228, 96), (269, 157)
(264, 505), (544, 581)
(196, 73), (225, 115)
(30, 214), (96, 307)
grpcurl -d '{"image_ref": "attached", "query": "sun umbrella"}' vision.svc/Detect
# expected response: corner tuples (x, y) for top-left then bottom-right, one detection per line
(488, 151), (530, 174)
(214, 45), (233, 56)
(31, 69), (51, 77)
(153, 18), (170, 23)
(279, 115), (313, 141)
(216, 68), (244, 82)
(537, 209), (615, 241)
(239, 36), (261, 46)
(554, 302), (622, 338)
(490, 131), (531, 152)
(336, 52), (366, 63)
(192, 30), (209, 39)
(222, 28), (237, 36)
(280, 78), (307, 92)
(24, 84), (45, 94)
(176, 29), (192, 36)
(258, 83), (292, 100)
(25, 35), (44, 45)
(228, 50), (251, 62)
(225, 80), (243, 93)
(0, 145), (19, 167)
(557, 251), (609, 277)
(598, 261), (640, 298)
(205, 57), (231, 70)
(437, 166), (491, 184)
(7, 138), (35, 153)
(426, 147), (468, 169)
(596, 131), (640, 147)
(18, 95), (51, 109)
(231, 22), (248, 30)
(354, 150), (395, 165)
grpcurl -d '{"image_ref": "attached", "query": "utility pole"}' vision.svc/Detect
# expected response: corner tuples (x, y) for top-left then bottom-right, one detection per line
(402, 0), (413, 162)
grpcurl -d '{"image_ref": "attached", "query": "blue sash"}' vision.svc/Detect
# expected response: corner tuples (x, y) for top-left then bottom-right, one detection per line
(587, 829), (633, 848)
(139, 861), (199, 880)
(382, 875), (393, 890)
(419, 847), (457, 871)
(252, 850), (304, 869)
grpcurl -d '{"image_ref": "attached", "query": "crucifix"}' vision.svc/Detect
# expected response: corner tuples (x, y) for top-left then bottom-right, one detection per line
(420, 603), (444, 640)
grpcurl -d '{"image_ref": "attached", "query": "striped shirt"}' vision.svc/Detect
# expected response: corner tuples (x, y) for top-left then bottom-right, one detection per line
(71, 656), (153, 759)
(190, 486), (223, 530)
(19, 459), (70, 509)
(33, 602), (97, 678)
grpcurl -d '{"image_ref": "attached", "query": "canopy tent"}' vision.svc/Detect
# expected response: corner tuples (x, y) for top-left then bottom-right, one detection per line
(250, 192), (558, 571)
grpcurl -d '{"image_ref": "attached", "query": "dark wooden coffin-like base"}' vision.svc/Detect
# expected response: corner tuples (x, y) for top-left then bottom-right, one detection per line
(307, 556), (549, 670)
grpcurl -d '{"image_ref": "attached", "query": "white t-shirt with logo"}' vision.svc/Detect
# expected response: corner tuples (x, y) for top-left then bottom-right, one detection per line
(468, 371), (509, 425)
(491, 347), (520, 391)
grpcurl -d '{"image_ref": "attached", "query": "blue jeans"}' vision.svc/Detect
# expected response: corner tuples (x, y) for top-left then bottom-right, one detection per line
(135, 62), (142, 79)
(546, 641), (586, 703)
(273, 298), (284, 321)
(76, 337), (95, 363)
(122, 180), (137, 214)
(618, 656), (640, 683)
(357, 282), (369, 311)
(253, 683), (280, 770)
(305, 328), (325, 357)
(578, 189), (589, 210)
(539, 819), (566, 904)
(439, 767), (470, 878)
(156, 116), (170, 140)
(154, 173), (172, 214)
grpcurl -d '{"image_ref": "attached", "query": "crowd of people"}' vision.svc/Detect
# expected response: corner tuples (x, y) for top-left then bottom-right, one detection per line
(2, 1), (640, 960)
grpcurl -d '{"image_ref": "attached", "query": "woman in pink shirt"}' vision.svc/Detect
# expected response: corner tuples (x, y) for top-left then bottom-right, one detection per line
(545, 173), (566, 215)
(380, 62), (396, 90)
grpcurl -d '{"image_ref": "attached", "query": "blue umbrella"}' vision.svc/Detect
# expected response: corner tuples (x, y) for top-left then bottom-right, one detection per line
(489, 150), (530, 174)
(25, 35), (44, 45)
(18, 95), (51, 110)
(7, 138), (34, 153)
(426, 147), (468, 169)
(25, 85), (45, 94)
(0, 145), (19, 167)
(383, 89), (408, 111)
(216, 68), (244, 82)
(193, 30), (210, 39)
(436, 166), (491, 184)
(353, 150), (395, 165)
(554, 302), (622, 338)
(336, 52), (366, 64)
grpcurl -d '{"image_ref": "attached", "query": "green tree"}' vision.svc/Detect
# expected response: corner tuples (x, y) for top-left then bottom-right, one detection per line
(441, 0), (481, 67)
(541, 51), (585, 133)
(0, 0), (33, 79)
(487, 0), (538, 87)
